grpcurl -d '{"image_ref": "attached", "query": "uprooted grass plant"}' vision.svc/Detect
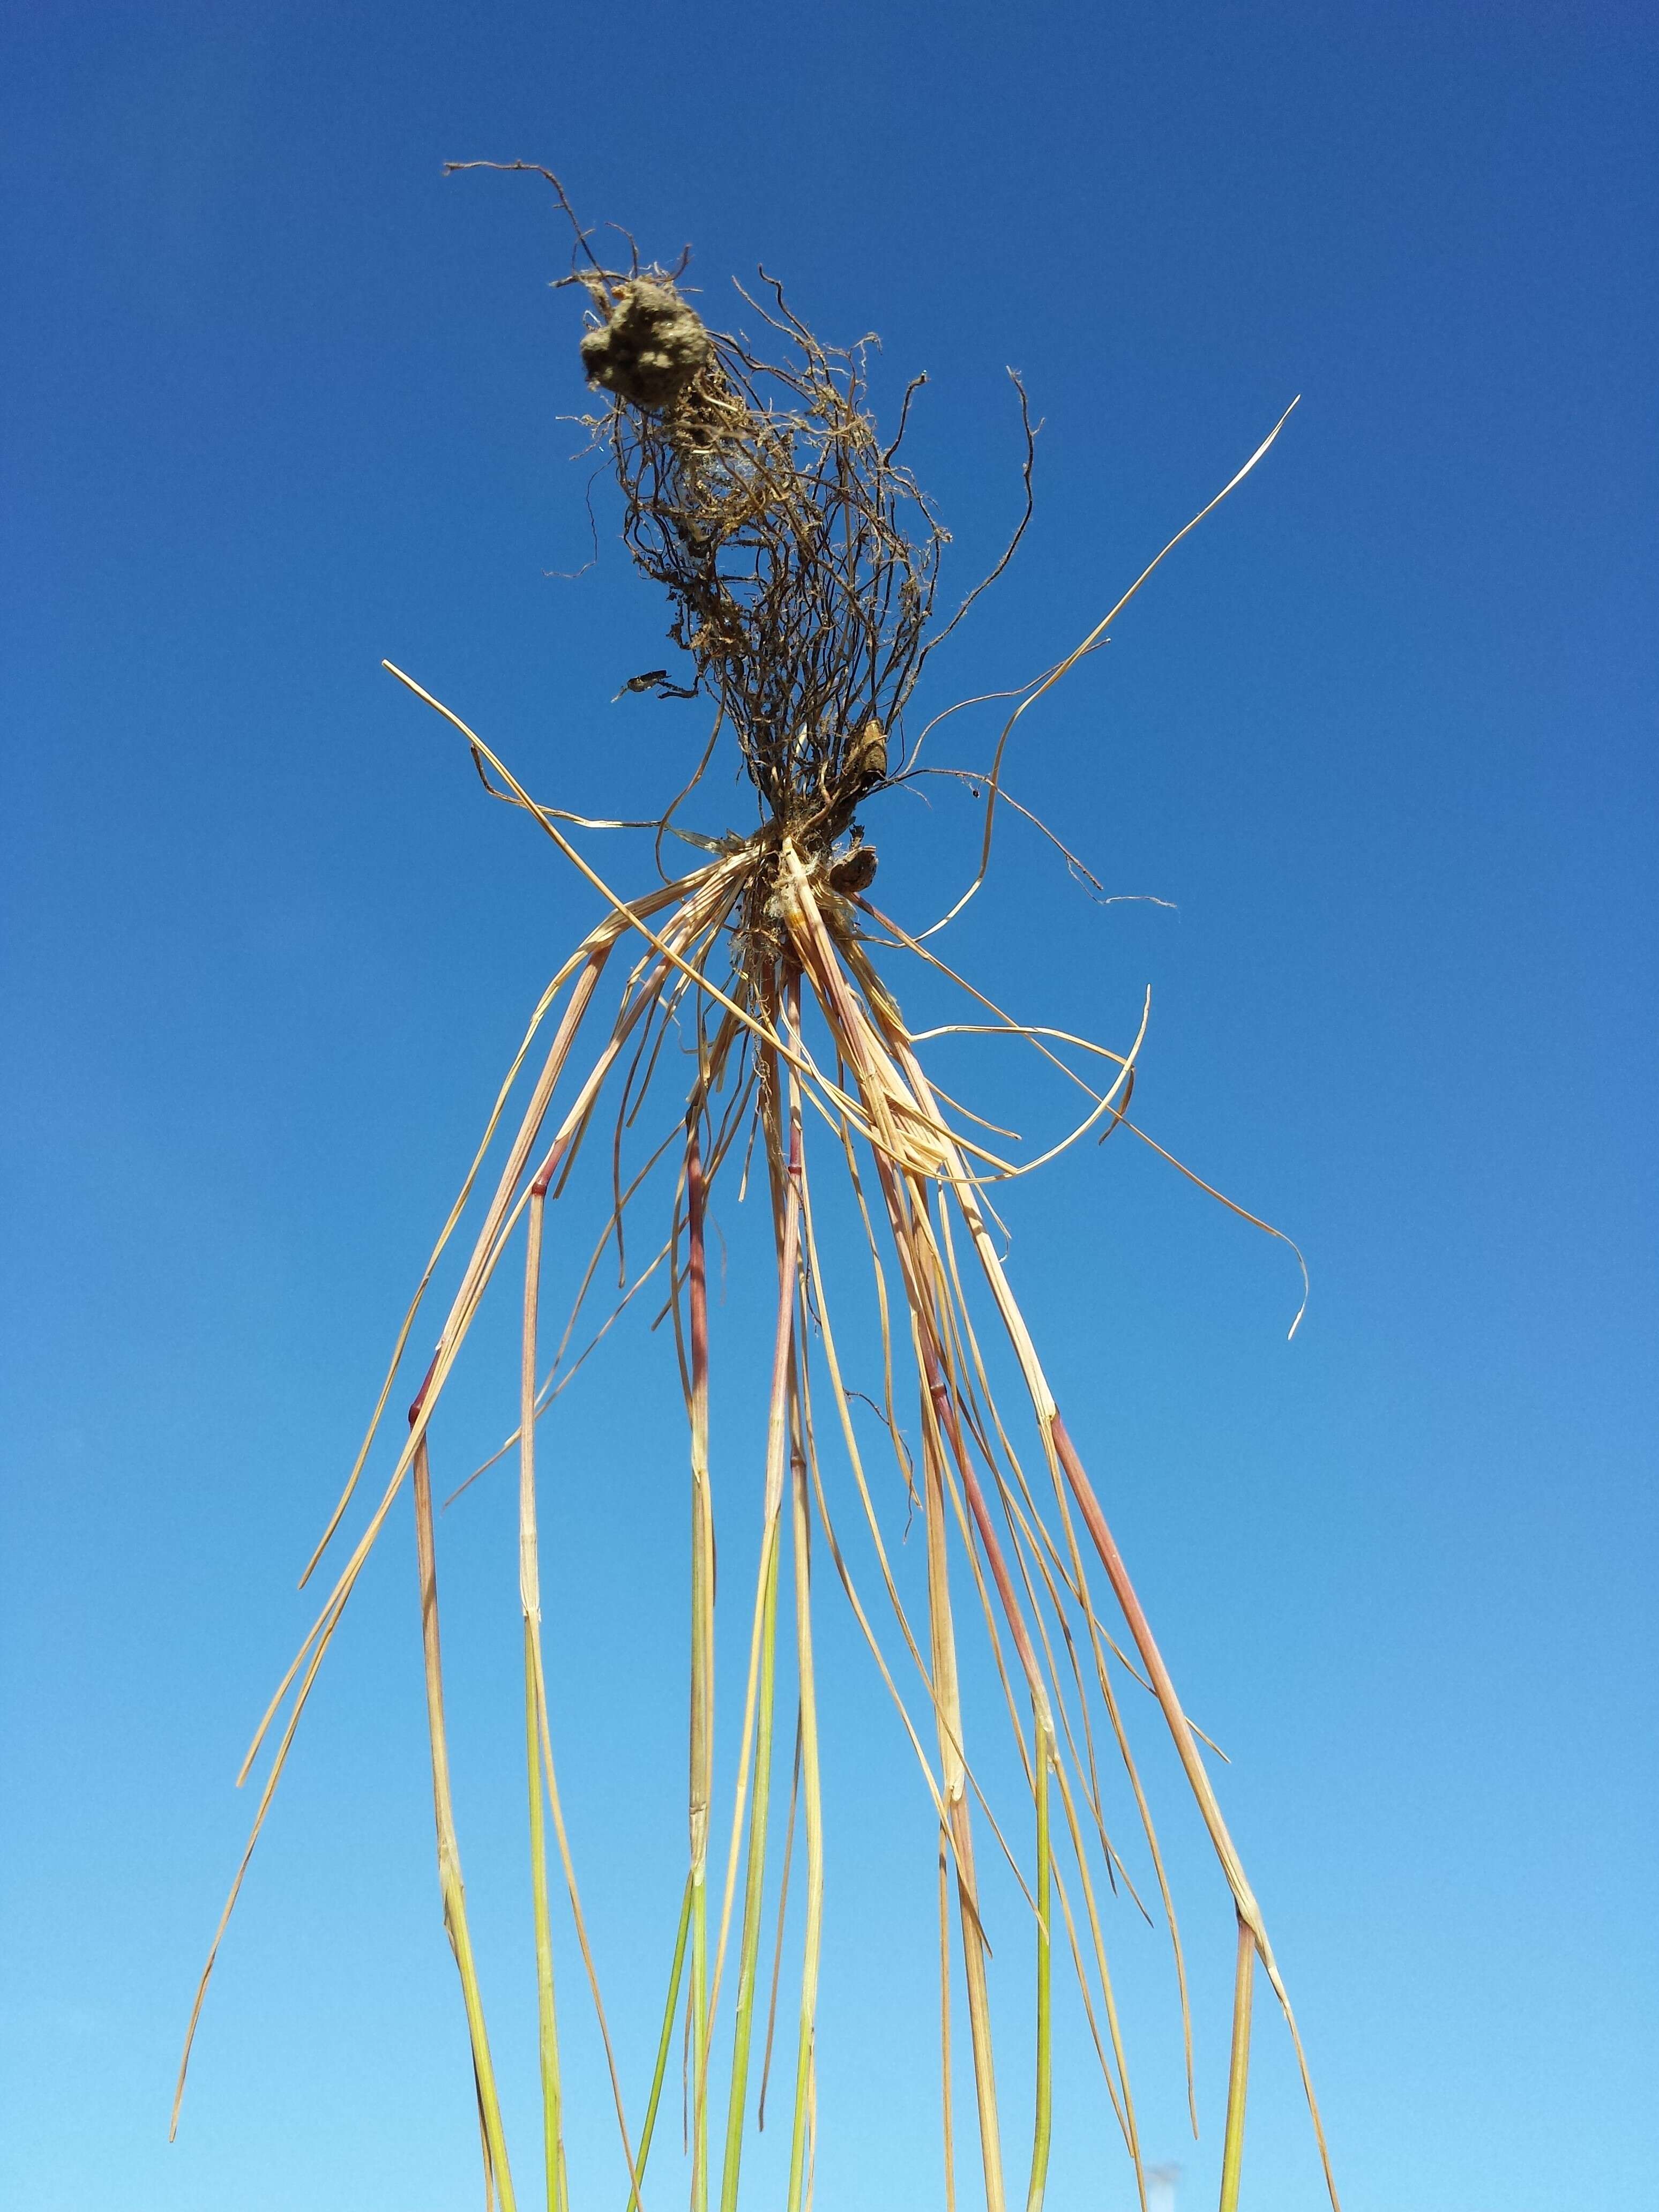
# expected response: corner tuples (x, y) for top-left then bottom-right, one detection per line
(175, 165), (1339, 2212)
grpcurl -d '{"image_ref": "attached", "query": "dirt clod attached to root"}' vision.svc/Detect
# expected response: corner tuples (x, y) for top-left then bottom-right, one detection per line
(579, 280), (713, 411)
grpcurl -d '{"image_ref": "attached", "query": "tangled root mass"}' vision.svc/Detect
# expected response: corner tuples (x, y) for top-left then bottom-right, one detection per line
(571, 258), (963, 883)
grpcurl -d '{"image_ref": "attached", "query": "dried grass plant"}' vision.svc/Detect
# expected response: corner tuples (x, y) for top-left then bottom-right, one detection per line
(175, 166), (1339, 2212)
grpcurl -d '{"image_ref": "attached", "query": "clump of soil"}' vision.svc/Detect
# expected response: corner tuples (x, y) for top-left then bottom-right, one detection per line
(579, 280), (713, 411)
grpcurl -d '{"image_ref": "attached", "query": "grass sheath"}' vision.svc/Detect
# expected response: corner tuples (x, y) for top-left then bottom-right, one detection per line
(412, 1425), (517, 2212)
(521, 1180), (569, 2212)
(178, 169), (1340, 2212)
(1026, 1723), (1053, 2212)
(1219, 1914), (1258, 2212)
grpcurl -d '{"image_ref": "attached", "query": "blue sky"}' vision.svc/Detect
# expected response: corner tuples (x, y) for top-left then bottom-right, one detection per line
(2, 4), (1654, 2209)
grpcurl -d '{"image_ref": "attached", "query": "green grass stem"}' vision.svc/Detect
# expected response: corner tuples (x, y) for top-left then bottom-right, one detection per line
(1218, 1915), (1257, 2212)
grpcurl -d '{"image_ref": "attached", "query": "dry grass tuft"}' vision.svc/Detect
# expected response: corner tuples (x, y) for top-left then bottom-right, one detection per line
(175, 162), (1335, 2212)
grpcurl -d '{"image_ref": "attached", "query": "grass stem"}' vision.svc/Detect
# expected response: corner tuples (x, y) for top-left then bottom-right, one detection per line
(1218, 1916), (1256, 2212)
(412, 1433), (517, 2212)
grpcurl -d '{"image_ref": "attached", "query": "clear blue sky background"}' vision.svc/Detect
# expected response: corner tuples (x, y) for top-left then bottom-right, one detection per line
(2, 5), (1654, 2209)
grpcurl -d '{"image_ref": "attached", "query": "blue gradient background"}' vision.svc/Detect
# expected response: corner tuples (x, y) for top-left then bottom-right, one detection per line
(2, 5), (1654, 2208)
